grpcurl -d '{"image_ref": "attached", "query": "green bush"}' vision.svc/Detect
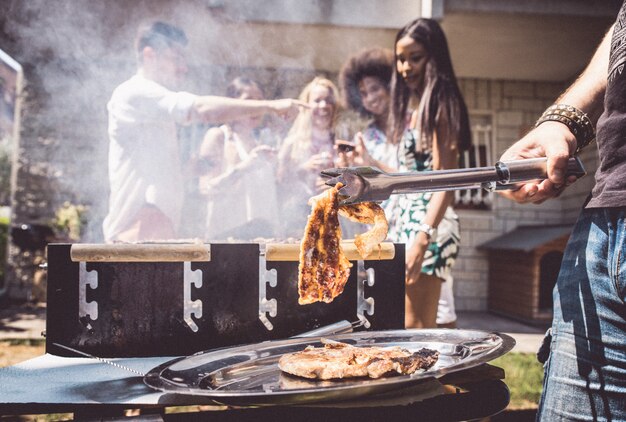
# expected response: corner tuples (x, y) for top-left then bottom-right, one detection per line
(0, 144), (10, 205)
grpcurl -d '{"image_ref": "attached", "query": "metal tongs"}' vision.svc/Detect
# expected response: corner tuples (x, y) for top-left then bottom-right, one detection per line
(322, 157), (586, 205)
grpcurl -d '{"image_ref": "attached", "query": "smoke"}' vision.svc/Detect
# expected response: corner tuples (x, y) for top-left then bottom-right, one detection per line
(2, 0), (342, 242)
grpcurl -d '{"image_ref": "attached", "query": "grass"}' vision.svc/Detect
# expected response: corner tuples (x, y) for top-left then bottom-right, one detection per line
(0, 339), (46, 368)
(491, 352), (544, 410)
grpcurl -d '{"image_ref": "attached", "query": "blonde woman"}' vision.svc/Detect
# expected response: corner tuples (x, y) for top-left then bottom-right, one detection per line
(277, 77), (341, 237)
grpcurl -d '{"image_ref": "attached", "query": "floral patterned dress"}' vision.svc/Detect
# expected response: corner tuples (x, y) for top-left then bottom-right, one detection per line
(361, 123), (399, 171)
(362, 123), (404, 216)
(387, 129), (460, 280)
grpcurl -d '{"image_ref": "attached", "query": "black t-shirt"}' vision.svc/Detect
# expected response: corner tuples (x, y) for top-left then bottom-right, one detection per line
(587, 1), (626, 208)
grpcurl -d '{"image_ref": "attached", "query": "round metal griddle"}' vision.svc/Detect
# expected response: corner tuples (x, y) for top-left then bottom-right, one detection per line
(144, 329), (515, 406)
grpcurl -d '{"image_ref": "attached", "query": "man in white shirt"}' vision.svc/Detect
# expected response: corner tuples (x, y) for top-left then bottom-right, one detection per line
(104, 21), (302, 242)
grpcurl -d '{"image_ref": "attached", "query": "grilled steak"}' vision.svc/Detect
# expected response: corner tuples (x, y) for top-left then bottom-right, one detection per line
(298, 184), (352, 305)
(278, 339), (439, 380)
(297, 184), (389, 304)
(339, 201), (388, 259)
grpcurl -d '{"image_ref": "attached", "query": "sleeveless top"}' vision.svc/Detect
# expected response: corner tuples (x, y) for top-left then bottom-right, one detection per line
(587, 0), (626, 208)
(361, 123), (399, 170)
(387, 129), (460, 280)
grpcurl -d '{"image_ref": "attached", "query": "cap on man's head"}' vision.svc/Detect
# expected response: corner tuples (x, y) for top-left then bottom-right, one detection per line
(135, 21), (188, 58)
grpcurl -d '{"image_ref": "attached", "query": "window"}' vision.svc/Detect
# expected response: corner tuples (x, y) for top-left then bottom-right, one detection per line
(455, 113), (494, 210)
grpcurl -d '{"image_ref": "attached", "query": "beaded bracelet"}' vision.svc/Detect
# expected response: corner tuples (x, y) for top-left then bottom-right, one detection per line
(535, 104), (595, 154)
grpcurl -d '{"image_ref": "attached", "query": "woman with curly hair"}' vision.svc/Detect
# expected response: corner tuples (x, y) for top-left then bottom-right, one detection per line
(338, 47), (398, 169)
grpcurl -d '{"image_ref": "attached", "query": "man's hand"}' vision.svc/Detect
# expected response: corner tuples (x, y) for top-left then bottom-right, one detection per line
(269, 99), (310, 120)
(498, 121), (579, 204)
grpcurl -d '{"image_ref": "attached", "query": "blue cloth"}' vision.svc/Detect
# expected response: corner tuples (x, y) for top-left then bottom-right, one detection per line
(537, 207), (626, 421)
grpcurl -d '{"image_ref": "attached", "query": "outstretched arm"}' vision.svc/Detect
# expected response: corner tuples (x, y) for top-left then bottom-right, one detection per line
(499, 24), (612, 204)
(190, 97), (306, 124)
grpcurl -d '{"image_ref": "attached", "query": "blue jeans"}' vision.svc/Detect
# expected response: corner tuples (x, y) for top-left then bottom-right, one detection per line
(537, 208), (626, 421)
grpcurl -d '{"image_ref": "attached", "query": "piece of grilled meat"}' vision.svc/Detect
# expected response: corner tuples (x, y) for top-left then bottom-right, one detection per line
(278, 339), (439, 380)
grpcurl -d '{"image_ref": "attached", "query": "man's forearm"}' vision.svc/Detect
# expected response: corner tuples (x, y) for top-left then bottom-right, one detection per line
(556, 24), (613, 124)
(191, 96), (273, 124)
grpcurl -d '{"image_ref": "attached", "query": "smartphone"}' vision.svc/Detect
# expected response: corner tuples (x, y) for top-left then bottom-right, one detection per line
(335, 140), (355, 153)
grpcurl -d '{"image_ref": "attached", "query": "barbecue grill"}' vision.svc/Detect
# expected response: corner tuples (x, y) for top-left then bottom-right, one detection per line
(0, 241), (514, 420)
(45, 241), (404, 357)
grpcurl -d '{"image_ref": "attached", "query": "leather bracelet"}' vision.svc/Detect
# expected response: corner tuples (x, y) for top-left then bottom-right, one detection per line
(535, 104), (595, 154)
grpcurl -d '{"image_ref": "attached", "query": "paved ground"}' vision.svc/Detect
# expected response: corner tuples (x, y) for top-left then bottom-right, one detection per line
(455, 311), (548, 354)
(0, 300), (547, 354)
(0, 300), (47, 341)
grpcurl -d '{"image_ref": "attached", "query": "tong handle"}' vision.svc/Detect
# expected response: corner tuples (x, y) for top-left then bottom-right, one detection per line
(493, 156), (586, 190)
(293, 320), (357, 338)
(324, 157), (585, 204)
